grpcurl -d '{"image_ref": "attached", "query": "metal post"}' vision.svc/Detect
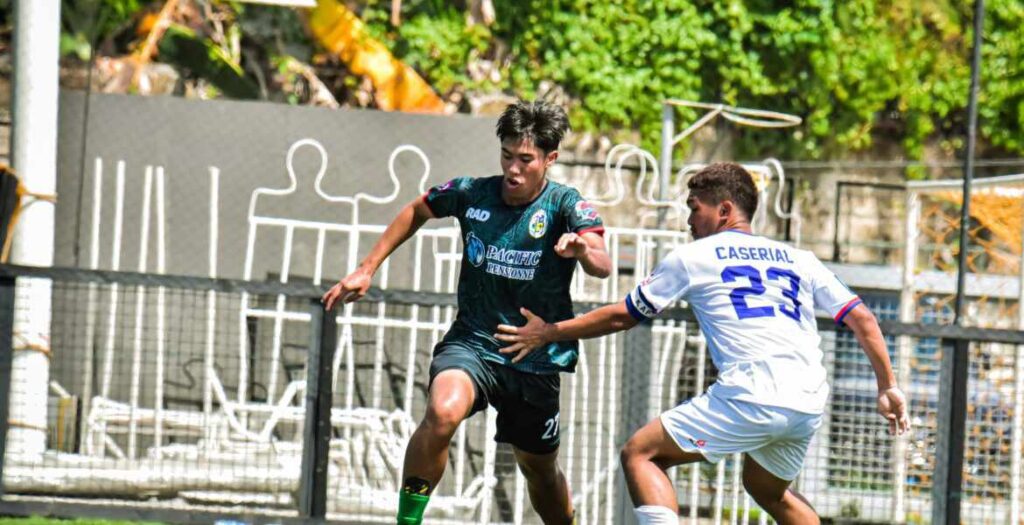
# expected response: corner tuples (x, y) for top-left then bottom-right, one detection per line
(934, 2), (984, 523)
(657, 103), (675, 232)
(932, 338), (970, 524)
(8, 0), (61, 461)
(298, 299), (337, 519)
(0, 276), (16, 492)
(614, 321), (653, 525)
(832, 182), (844, 262)
(1011, 212), (1024, 521)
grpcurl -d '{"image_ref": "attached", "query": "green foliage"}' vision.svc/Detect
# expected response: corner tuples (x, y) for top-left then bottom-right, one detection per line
(60, 0), (142, 59)
(235, 3), (312, 62)
(158, 24), (259, 99)
(51, 0), (1024, 161)
(360, 1), (1024, 160)
(979, 0), (1024, 154)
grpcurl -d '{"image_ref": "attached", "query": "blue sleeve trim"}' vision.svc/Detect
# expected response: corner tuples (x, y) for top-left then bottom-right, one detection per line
(636, 287), (658, 313)
(624, 296), (650, 322)
(834, 297), (863, 326)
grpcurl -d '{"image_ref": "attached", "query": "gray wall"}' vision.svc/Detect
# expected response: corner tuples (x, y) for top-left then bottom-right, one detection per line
(55, 90), (499, 281)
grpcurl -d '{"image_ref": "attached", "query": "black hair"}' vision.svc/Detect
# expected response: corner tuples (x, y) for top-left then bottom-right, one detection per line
(687, 162), (759, 220)
(495, 100), (571, 153)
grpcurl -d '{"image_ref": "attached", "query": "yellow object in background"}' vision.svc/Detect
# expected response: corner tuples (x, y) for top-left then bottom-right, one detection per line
(308, 0), (446, 113)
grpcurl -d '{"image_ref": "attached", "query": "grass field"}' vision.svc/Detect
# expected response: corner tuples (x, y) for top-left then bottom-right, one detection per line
(0, 519), (161, 525)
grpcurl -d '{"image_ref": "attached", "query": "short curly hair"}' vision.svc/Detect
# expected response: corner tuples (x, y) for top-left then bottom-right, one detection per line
(495, 100), (571, 153)
(687, 163), (758, 220)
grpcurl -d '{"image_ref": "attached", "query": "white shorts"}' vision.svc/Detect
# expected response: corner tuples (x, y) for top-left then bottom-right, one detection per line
(659, 391), (822, 481)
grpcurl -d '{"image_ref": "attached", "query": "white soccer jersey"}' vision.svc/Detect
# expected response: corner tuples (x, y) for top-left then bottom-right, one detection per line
(626, 230), (861, 414)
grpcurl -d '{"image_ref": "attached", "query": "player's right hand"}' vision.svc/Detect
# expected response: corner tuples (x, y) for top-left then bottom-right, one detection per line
(495, 307), (553, 363)
(878, 386), (910, 436)
(321, 269), (372, 311)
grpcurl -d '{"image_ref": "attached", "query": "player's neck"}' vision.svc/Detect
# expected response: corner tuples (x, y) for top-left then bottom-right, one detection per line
(717, 218), (752, 235)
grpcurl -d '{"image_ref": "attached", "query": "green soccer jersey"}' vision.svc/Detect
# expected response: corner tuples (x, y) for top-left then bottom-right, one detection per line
(423, 175), (605, 374)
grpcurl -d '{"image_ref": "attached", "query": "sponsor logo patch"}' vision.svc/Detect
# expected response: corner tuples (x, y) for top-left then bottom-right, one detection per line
(574, 200), (599, 221)
(465, 232), (485, 267)
(427, 180), (454, 202)
(466, 207), (491, 222)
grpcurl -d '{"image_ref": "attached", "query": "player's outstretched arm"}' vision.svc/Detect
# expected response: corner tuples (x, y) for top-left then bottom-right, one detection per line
(554, 231), (612, 278)
(321, 197), (435, 310)
(495, 302), (638, 363)
(843, 303), (911, 436)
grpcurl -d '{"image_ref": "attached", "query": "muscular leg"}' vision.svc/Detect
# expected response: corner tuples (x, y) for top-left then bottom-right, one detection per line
(400, 369), (476, 491)
(742, 454), (819, 525)
(513, 447), (573, 525)
(620, 417), (705, 511)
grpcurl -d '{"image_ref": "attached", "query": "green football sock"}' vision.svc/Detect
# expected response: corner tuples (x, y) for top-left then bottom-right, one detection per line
(397, 490), (430, 524)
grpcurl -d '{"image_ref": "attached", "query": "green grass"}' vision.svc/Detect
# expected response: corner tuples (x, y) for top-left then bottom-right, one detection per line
(0, 518), (162, 525)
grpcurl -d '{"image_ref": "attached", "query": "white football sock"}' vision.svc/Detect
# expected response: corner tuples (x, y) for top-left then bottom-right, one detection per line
(634, 504), (678, 524)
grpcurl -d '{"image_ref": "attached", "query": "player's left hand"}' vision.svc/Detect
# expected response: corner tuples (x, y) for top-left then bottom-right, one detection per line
(878, 386), (911, 436)
(555, 233), (588, 259)
(495, 307), (553, 363)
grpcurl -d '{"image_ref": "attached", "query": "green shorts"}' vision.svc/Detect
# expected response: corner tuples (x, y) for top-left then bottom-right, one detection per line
(429, 342), (561, 455)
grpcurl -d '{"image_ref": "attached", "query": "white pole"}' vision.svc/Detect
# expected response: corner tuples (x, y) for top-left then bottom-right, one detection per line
(128, 167), (154, 459)
(203, 168), (219, 437)
(893, 189), (920, 522)
(153, 166), (167, 453)
(713, 459), (726, 525)
(7, 0), (61, 461)
(657, 103), (674, 232)
(730, 453), (741, 525)
(604, 332), (619, 525)
(100, 161), (126, 399)
(689, 335), (707, 524)
(79, 157), (103, 451)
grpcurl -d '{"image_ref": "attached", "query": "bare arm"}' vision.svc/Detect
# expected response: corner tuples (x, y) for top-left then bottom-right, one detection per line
(843, 303), (910, 435)
(495, 302), (639, 362)
(554, 231), (612, 278)
(322, 197), (435, 309)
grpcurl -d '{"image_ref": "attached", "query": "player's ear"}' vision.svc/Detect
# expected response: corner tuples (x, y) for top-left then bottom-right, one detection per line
(544, 150), (558, 168)
(719, 200), (733, 218)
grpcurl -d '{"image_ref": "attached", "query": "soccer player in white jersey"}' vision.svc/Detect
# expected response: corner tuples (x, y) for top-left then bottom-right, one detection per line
(495, 163), (910, 524)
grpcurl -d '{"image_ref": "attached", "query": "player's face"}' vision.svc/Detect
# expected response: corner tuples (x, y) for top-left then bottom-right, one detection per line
(500, 138), (557, 205)
(686, 194), (722, 239)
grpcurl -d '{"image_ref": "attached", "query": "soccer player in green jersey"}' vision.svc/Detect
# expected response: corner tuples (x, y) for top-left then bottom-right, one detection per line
(322, 100), (611, 525)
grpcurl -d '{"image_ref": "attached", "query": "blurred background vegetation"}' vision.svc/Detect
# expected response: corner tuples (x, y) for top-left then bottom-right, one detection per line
(0, 0), (1021, 165)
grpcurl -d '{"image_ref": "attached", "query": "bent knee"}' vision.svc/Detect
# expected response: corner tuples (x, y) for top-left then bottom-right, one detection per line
(620, 436), (653, 467)
(423, 401), (468, 436)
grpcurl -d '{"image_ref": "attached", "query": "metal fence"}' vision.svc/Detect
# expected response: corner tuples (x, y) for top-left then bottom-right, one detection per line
(1, 265), (1023, 524)
(0, 90), (1014, 523)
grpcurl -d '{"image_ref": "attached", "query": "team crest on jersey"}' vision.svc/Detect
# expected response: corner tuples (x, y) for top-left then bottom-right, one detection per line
(528, 210), (548, 238)
(465, 232), (485, 267)
(574, 201), (599, 221)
